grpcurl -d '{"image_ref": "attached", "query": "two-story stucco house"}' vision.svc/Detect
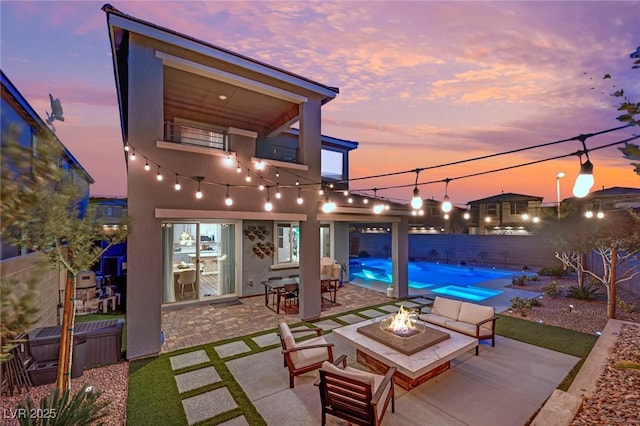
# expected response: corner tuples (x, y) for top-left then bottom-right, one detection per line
(467, 192), (544, 235)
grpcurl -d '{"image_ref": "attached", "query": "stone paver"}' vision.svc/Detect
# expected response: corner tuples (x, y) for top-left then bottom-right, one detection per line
(312, 319), (343, 330)
(399, 301), (420, 308)
(359, 309), (386, 318)
(169, 349), (210, 370)
(336, 314), (366, 324)
(182, 387), (238, 425)
(218, 416), (250, 426)
(174, 366), (221, 393)
(412, 297), (434, 305)
(251, 332), (280, 348)
(214, 340), (252, 358)
(378, 304), (401, 313)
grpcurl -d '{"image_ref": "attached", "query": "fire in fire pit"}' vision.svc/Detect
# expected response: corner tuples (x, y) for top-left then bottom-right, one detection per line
(380, 305), (424, 338)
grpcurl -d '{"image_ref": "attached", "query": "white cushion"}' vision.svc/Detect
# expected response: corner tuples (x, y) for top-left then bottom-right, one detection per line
(445, 320), (477, 336)
(458, 303), (495, 331)
(372, 370), (392, 419)
(321, 361), (375, 387)
(418, 313), (449, 328)
(279, 322), (296, 350)
(431, 297), (462, 320)
(292, 336), (330, 369)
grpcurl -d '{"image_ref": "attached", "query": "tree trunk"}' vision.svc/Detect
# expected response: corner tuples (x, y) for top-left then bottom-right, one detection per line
(56, 272), (76, 392)
(577, 253), (584, 287)
(607, 248), (618, 319)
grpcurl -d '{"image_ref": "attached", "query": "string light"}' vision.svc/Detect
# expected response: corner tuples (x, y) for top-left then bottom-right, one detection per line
(245, 168), (252, 182)
(297, 188), (304, 205)
(295, 178), (300, 186)
(258, 178), (265, 191)
(275, 169), (280, 178)
(372, 189), (384, 214)
(275, 185), (282, 199)
(441, 178), (452, 212)
(224, 154), (234, 167)
(255, 160), (265, 170)
(124, 144), (130, 152)
(174, 175), (181, 191)
(195, 177), (204, 199)
(156, 167), (163, 181)
(343, 190), (349, 196)
(144, 160), (150, 171)
(129, 149), (136, 160)
(225, 184), (233, 206)
(410, 169), (423, 209)
(236, 161), (242, 173)
(573, 157), (594, 198)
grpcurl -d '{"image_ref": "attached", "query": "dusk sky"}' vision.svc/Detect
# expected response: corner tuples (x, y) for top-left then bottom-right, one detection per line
(1, 1), (638, 208)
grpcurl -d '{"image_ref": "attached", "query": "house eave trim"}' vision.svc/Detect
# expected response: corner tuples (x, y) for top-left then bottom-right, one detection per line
(155, 209), (307, 221)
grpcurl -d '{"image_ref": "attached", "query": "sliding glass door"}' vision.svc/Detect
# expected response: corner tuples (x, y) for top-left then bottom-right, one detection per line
(162, 221), (237, 304)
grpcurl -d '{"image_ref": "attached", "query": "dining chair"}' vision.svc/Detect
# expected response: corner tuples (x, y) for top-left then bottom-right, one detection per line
(281, 283), (299, 313)
(178, 269), (197, 295)
(267, 276), (283, 309)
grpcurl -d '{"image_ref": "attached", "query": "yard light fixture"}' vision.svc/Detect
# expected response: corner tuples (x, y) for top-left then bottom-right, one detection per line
(174, 175), (181, 191)
(441, 178), (452, 213)
(556, 171), (565, 220)
(225, 184), (233, 206)
(410, 169), (423, 210)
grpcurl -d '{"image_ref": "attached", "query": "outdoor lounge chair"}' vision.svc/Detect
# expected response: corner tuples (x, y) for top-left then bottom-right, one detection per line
(317, 355), (396, 426)
(278, 322), (334, 388)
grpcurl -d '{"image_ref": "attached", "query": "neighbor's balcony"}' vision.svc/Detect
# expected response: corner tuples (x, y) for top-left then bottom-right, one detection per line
(164, 121), (228, 151)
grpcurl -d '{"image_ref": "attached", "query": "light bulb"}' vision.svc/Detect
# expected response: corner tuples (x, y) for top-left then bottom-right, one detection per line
(236, 162), (242, 173)
(463, 212), (470, 220)
(275, 169), (280, 178)
(485, 216), (491, 223)
(597, 211), (604, 219)
(410, 187), (423, 209)
(373, 204), (384, 214)
(444, 214), (449, 220)
(585, 210), (594, 218)
(297, 196), (303, 205)
(343, 190), (349, 196)
(196, 190), (203, 199)
(144, 161), (150, 171)
(319, 189), (324, 195)
(533, 217), (540, 223)
(259, 182), (265, 191)
(130, 150), (136, 160)
(225, 196), (233, 206)
(522, 213), (529, 221)
(265, 200), (273, 211)
(348, 197), (353, 203)
(572, 160), (594, 198)
(441, 195), (452, 213)
(124, 144), (130, 152)
(174, 181), (181, 191)
(363, 198), (369, 204)
(156, 171), (163, 181)
(224, 155), (234, 166)
(255, 160), (265, 170)
(275, 189), (282, 199)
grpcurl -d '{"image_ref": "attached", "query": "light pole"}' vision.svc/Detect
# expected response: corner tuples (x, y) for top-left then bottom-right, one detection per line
(556, 171), (566, 220)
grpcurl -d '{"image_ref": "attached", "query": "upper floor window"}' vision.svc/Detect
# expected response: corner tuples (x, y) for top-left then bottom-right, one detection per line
(510, 201), (528, 215)
(321, 149), (344, 181)
(486, 203), (498, 217)
(429, 207), (441, 216)
(103, 207), (113, 216)
(165, 118), (227, 151)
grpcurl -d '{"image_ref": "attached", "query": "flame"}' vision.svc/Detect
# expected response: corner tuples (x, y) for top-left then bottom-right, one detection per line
(387, 305), (415, 334)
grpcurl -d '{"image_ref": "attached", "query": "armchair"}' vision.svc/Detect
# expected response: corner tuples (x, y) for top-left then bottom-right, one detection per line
(318, 358), (395, 426)
(278, 322), (334, 388)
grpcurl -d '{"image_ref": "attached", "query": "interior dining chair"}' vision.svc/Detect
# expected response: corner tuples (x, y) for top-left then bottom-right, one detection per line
(281, 283), (299, 313)
(267, 276), (283, 309)
(178, 269), (197, 295)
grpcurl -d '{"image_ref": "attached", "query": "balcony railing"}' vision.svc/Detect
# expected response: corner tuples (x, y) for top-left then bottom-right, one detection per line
(255, 141), (299, 163)
(164, 121), (227, 151)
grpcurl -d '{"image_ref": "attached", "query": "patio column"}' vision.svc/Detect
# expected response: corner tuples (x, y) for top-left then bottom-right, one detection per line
(298, 99), (322, 320)
(391, 216), (409, 299)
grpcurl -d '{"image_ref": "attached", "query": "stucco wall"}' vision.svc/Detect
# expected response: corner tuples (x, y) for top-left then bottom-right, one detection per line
(0, 252), (64, 331)
(352, 232), (560, 270)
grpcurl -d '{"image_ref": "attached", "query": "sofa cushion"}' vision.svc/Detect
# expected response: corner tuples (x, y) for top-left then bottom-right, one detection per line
(431, 297), (463, 320)
(279, 322), (296, 350)
(418, 313), (450, 328)
(458, 302), (495, 331)
(445, 320), (477, 337)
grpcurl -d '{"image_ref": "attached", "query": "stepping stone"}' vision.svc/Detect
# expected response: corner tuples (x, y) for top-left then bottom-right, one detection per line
(251, 332), (280, 348)
(313, 319), (342, 330)
(291, 325), (319, 338)
(399, 301), (420, 308)
(182, 387), (238, 425)
(170, 349), (210, 371)
(218, 415), (250, 426)
(214, 341), (251, 358)
(359, 309), (386, 318)
(175, 366), (221, 393)
(336, 314), (366, 324)
(378, 305), (401, 313)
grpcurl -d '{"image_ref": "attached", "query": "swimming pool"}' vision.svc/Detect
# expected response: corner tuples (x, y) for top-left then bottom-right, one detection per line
(350, 258), (515, 301)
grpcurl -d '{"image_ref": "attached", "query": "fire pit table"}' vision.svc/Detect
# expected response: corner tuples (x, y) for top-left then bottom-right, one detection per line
(333, 312), (477, 390)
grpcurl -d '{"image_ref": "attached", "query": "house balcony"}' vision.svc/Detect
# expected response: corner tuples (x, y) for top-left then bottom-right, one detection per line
(163, 121), (228, 151)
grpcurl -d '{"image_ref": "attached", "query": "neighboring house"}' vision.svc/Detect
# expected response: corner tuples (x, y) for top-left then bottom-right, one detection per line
(103, 5), (411, 360)
(0, 70), (94, 327)
(408, 199), (469, 234)
(90, 197), (128, 279)
(561, 186), (640, 217)
(467, 192), (544, 235)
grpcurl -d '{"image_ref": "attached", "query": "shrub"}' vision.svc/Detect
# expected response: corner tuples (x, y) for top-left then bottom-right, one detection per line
(357, 250), (369, 258)
(538, 266), (567, 278)
(530, 275), (539, 282)
(568, 281), (603, 301)
(542, 281), (562, 298)
(17, 385), (109, 426)
(510, 297), (534, 316)
(511, 275), (527, 286)
(617, 298), (637, 314)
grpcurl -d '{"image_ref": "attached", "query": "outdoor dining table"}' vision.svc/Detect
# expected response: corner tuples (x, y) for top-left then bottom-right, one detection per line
(261, 275), (340, 314)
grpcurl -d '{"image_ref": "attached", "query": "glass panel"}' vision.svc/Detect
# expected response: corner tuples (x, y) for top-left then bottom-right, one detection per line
(218, 224), (235, 295)
(321, 149), (344, 180)
(276, 223), (300, 264)
(320, 224), (330, 258)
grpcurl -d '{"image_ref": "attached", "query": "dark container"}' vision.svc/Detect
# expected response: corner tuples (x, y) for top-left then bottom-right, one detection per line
(29, 319), (124, 369)
(28, 339), (88, 386)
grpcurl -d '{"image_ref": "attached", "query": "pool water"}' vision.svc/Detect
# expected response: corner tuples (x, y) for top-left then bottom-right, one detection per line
(350, 258), (514, 301)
